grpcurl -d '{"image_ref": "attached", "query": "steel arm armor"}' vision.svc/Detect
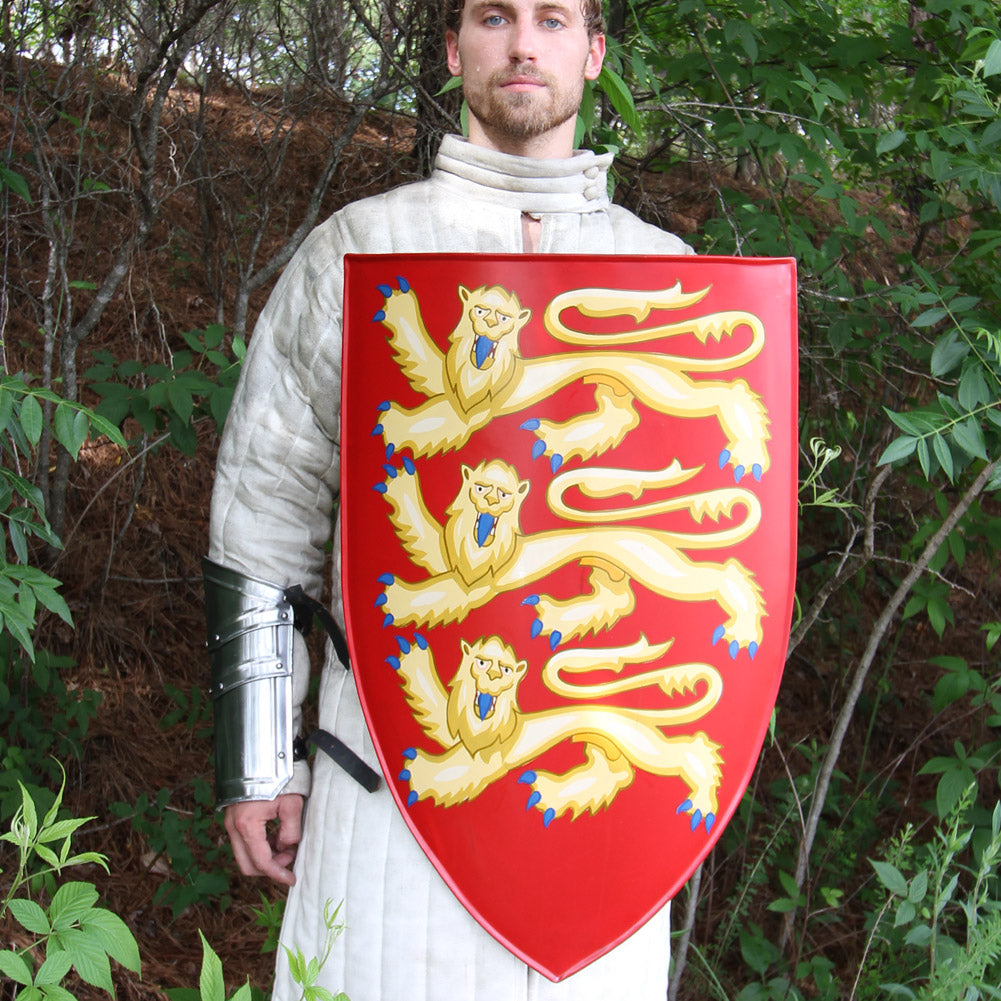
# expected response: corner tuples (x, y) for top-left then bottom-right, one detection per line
(203, 558), (297, 807)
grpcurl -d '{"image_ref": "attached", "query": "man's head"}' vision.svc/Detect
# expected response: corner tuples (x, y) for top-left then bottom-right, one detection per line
(445, 1), (606, 159)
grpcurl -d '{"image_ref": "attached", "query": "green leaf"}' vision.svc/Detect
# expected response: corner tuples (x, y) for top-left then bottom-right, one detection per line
(930, 330), (967, 375)
(198, 931), (226, 1001)
(983, 38), (1001, 78)
(1, 165), (32, 203)
(596, 65), (641, 134)
(52, 405), (89, 460)
(0, 949), (33, 986)
(56, 927), (113, 993)
(870, 859), (908, 896)
(20, 395), (43, 447)
(50, 882), (99, 931)
(876, 130), (906, 155)
(35, 949), (74, 986)
(81, 909), (140, 973)
(9, 897), (51, 935)
(932, 433), (954, 481)
(951, 417), (987, 461)
(878, 436), (917, 465)
(908, 870), (929, 904)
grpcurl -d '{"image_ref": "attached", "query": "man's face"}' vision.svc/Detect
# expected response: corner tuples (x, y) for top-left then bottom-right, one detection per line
(446, 1), (605, 158)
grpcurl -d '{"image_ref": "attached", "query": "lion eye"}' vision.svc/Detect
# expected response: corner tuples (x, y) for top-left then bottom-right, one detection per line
(497, 313), (510, 323)
(497, 489), (509, 501)
(474, 306), (487, 317)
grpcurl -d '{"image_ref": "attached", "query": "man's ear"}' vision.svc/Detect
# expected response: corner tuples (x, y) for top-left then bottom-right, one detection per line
(584, 33), (605, 82)
(446, 29), (462, 77)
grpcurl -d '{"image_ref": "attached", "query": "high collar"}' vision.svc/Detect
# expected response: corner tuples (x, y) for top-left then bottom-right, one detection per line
(432, 134), (612, 215)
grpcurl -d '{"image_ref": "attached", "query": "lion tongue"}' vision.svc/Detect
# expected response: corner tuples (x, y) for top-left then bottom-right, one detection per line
(474, 335), (493, 369)
(475, 512), (496, 547)
(476, 693), (495, 720)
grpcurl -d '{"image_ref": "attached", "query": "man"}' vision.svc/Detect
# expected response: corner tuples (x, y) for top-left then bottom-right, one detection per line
(206, 2), (693, 998)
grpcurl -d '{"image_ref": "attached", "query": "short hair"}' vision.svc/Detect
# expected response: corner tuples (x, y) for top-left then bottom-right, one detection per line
(444, 1), (607, 39)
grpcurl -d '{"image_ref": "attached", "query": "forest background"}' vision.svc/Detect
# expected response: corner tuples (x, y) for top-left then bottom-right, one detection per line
(2, 0), (1001, 998)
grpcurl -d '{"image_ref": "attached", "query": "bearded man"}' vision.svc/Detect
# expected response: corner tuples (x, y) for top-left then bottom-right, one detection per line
(205, 2), (693, 999)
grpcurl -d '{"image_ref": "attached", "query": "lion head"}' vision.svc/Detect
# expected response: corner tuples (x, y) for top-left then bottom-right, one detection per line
(445, 285), (530, 412)
(445, 459), (529, 587)
(447, 636), (527, 755)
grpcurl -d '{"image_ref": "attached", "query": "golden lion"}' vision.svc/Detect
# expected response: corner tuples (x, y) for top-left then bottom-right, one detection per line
(389, 633), (724, 830)
(376, 457), (765, 657)
(372, 278), (771, 480)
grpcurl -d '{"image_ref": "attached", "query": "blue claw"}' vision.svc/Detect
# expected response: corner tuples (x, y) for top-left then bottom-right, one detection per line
(377, 400), (390, 412)
(373, 482), (387, 493)
(398, 769), (410, 781)
(734, 465), (745, 483)
(690, 810), (703, 832)
(382, 613), (394, 628)
(402, 456), (416, 475)
(407, 791), (418, 807)
(520, 418), (541, 430)
(519, 771), (537, 784)
(676, 799), (693, 815)
(712, 625), (726, 646)
(718, 449), (731, 470)
(543, 809), (555, 828)
(395, 636), (411, 654)
(385, 445), (395, 460)
(414, 632), (428, 650)
(378, 574), (395, 585)
(752, 463), (763, 481)
(748, 642), (758, 660)
(371, 424), (383, 437)
(526, 791), (541, 810)
(550, 454), (563, 474)
(549, 631), (562, 650)
(383, 464), (397, 478)
(403, 748), (417, 759)
(705, 813), (716, 833)
(397, 276), (410, 293)
(729, 640), (739, 660)
(530, 619), (543, 639)
(377, 284), (393, 297)
(531, 439), (546, 460)
(386, 656), (401, 670)
(521, 594), (540, 606)
(373, 310), (386, 322)
(375, 593), (387, 607)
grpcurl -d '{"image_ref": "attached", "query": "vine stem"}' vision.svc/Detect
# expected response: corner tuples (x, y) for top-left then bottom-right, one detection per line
(780, 455), (1001, 952)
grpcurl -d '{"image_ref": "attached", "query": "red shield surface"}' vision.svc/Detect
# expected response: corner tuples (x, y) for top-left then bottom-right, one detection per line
(341, 254), (797, 981)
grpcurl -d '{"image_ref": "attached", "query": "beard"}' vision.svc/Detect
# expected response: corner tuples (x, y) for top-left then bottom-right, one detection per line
(463, 62), (585, 142)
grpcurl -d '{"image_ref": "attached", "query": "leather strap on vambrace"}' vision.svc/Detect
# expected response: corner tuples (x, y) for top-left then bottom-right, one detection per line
(203, 559), (378, 806)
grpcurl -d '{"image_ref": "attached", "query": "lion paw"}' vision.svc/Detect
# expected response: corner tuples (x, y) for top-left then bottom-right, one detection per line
(676, 797), (716, 834)
(399, 747), (420, 806)
(716, 383), (770, 481)
(712, 624), (759, 660)
(518, 771), (558, 828)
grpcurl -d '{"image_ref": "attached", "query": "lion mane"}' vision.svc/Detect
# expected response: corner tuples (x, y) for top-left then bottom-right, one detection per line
(446, 636), (527, 756)
(444, 285), (530, 412)
(444, 460), (529, 587)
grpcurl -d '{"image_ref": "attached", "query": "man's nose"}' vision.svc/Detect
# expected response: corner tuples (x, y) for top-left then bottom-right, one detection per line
(507, 19), (537, 61)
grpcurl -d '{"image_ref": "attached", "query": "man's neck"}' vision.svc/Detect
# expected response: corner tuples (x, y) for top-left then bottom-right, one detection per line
(466, 118), (576, 160)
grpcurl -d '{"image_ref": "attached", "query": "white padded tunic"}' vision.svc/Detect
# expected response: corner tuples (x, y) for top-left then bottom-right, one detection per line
(209, 135), (693, 1001)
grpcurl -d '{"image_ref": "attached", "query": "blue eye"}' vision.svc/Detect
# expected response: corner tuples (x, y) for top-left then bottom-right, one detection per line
(542, 18), (564, 29)
(484, 14), (505, 25)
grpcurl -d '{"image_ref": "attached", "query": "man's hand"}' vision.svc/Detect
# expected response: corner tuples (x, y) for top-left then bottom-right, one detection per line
(224, 794), (305, 886)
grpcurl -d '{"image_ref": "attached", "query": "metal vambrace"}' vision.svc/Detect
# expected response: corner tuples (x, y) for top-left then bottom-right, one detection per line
(203, 558), (298, 807)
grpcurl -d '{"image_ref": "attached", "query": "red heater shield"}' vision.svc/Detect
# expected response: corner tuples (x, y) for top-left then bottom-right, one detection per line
(340, 254), (797, 981)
